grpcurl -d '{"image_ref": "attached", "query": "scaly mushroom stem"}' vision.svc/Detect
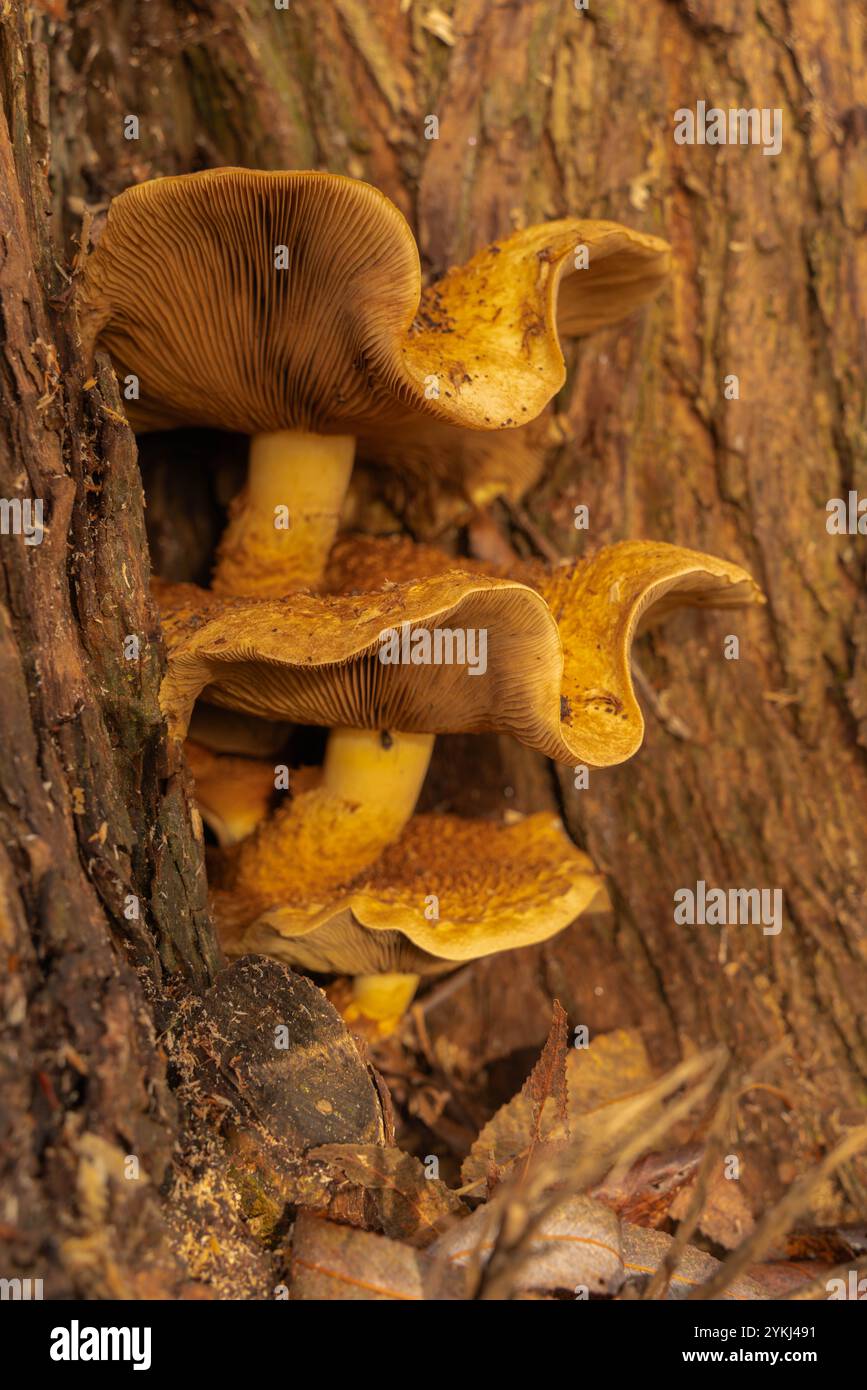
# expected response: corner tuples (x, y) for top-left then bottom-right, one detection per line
(345, 973), (421, 1035)
(323, 729), (432, 1035)
(212, 431), (355, 596)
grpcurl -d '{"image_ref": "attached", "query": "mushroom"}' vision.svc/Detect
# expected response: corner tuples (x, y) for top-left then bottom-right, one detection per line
(350, 409), (564, 540)
(160, 535), (761, 1021)
(204, 766), (605, 1031)
(157, 538), (763, 767)
(183, 740), (278, 846)
(186, 703), (291, 758)
(78, 168), (670, 595)
(351, 218), (674, 532)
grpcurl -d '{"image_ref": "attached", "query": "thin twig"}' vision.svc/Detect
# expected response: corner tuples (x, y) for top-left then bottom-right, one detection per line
(503, 499), (563, 566)
(643, 1069), (736, 1300)
(417, 964), (475, 1015)
(631, 660), (694, 741)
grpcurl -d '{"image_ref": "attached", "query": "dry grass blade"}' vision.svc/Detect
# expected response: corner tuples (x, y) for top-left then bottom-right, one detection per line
(642, 1070), (736, 1299)
(689, 1123), (867, 1300)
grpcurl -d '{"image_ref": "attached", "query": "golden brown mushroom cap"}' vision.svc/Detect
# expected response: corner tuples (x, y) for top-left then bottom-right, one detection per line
(184, 740), (278, 846)
(352, 220), (671, 526)
(157, 538), (762, 767)
(217, 811), (605, 976)
(186, 703), (290, 757)
(78, 169), (421, 435)
(156, 566), (555, 747)
(553, 221), (671, 336)
(398, 218), (670, 428)
(78, 171), (670, 438)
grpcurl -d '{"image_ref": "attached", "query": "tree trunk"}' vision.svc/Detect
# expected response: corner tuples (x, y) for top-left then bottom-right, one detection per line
(1, 2), (221, 1296)
(2, 0), (864, 1297)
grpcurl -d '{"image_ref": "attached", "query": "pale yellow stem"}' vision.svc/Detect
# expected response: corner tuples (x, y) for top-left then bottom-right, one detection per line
(212, 430), (355, 596)
(345, 973), (421, 1035)
(324, 730), (433, 1034)
(223, 729), (435, 914)
(322, 727), (435, 841)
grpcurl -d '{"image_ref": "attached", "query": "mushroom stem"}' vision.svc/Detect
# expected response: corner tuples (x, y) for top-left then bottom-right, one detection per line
(212, 431), (355, 596)
(214, 728), (435, 930)
(322, 727), (434, 833)
(345, 972), (421, 1033)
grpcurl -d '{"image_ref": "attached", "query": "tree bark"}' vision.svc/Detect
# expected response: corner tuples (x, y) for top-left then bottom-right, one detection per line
(2, 0), (864, 1297)
(0, 1), (221, 1296)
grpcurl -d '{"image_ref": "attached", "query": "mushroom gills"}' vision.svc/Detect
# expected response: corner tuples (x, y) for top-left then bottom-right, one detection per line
(212, 431), (355, 596)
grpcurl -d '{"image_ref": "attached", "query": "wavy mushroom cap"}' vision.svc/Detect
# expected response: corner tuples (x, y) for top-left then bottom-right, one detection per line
(352, 410), (560, 536)
(186, 703), (291, 758)
(184, 740), (278, 846)
(400, 218), (671, 429)
(216, 809), (605, 976)
(78, 170), (420, 435)
(353, 220), (671, 526)
(78, 169), (669, 437)
(552, 220), (671, 336)
(156, 566), (556, 747)
(156, 538), (762, 767)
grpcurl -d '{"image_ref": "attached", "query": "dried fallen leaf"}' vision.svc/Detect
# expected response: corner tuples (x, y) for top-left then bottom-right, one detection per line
(462, 1027), (656, 1186)
(778, 1224), (867, 1263)
(526, 1000), (570, 1143)
(289, 1210), (462, 1300)
(745, 1261), (836, 1298)
(567, 1028), (657, 1116)
(670, 1160), (755, 1250)
(693, 1123), (867, 1300)
(309, 1144), (466, 1247)
(621, 1223), (766, 1301)
(431, 1195), (624, 1296)
(592, 1144), (703, 1227)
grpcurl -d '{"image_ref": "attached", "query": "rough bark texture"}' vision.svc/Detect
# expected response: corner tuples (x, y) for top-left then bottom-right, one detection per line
(0, 0), (225, 1297)
(2, 0), (865, 1294)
